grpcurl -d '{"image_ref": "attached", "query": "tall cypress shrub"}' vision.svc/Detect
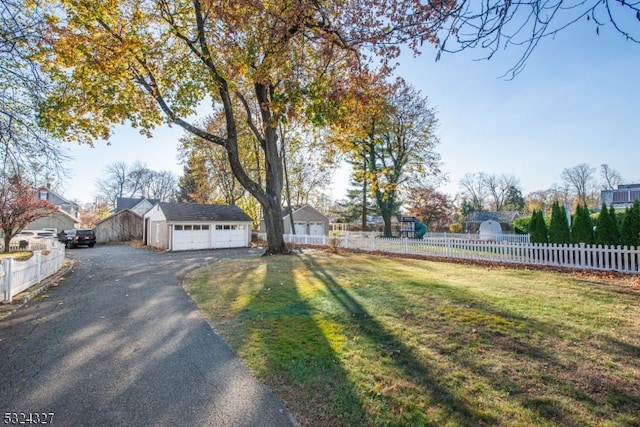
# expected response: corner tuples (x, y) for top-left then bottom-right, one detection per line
(596, 203), (619, 246)
(529, 210), (548, 244)
(609, 205), (621, 246)
(571, 204), (593, 244)
(549, 202), (571, 244)
(621, 200), (640, 247)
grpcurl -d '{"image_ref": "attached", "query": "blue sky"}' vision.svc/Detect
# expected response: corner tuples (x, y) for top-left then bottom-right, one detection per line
(62, 18), (639, 205)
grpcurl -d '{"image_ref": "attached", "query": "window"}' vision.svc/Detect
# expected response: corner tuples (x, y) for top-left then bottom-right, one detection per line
(174, 225), (183, 231)
(224, 225), (231, 230)
(237, 225), (245, 230)
(202, 225), (210, 230)
(38, 191), (48, 200)
(184, 225), (192, 231)
(193, 225), (201, 230)
(613, 191), (629, 203)
(216, 225), (223, 230)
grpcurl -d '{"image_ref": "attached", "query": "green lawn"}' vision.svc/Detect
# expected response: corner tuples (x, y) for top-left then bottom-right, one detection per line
(183, 250), (640, 427)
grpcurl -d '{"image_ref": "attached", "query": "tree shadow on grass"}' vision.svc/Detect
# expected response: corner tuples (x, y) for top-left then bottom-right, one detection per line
(226, 256), (367, 426)
(347, 263), (640, 426)
(300, 253), (489, 426)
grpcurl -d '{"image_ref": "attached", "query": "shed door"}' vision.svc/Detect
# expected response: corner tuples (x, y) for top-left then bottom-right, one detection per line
(294, 221), (306, 235)
(212, 224), (247, 248)
(173, 224), (211, 251)
(309, 222), (324, 236)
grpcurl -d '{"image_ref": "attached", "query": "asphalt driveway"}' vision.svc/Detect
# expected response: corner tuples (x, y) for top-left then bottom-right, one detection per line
(0, 245), (297, 426)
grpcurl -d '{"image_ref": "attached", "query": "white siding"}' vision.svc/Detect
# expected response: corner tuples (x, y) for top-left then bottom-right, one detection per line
(144, 205), (166, 222)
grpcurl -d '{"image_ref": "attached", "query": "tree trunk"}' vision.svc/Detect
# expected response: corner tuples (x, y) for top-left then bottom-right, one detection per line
(3, 235), (11, 253)
(197, 81), (290, 256)
(361, 179), (368, 232)
(381, 210), (393, 237)
(262, 202), (289, 255)
(225, 136), (288, 255)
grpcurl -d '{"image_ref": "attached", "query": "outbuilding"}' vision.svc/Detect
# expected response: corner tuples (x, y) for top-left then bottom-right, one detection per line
(95, 209), (143, 244)
(282, 205), (330, 236)
(143, 202), (253, 251)
(478, 220), (503, 240)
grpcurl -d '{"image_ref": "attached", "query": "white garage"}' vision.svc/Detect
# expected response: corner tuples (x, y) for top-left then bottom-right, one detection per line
(143, 202), (253, 251)
(281, 205), (329, 236)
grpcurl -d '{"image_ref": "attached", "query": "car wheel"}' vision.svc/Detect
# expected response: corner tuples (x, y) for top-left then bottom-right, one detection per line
(88, 243), (95, 248)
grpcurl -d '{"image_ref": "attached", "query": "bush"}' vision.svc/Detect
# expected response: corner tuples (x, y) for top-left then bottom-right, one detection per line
(595, 203), (620, 246)
(610, 205), (621, 244)
(529, 210), (548, 244)
(571, 204), (594, 244)
(621, 200), (640, 248)
(513, 216), (531, 234)
(549, 202), (571, 244)
(449, 223), (463, 233)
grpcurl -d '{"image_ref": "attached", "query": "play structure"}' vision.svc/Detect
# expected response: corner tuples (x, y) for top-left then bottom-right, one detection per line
(399, 216), (427, 239)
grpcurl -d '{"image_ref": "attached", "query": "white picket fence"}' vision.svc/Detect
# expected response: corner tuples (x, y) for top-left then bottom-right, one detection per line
(0, 239), (54, 252)
(259, 233), (640, 274)
(333, 231), (531, 243)
(1, 243), (66, 302)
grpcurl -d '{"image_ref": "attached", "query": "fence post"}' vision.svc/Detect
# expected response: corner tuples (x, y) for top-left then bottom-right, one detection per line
(616, 245), (622, 272)
(2, 257), (13, 303)
(35, 250), (42, 283)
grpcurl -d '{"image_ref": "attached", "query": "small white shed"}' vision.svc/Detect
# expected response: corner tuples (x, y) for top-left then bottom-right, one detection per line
(479, 220), (503, 240)
(282, 205), (330, 236)
(143, 202), (253, 251)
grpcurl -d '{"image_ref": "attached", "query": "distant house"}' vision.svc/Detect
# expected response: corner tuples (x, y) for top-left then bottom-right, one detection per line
(464, 211), (522, 233)
(27, 210), (80, 234)
(600, 184), (640, 210)
(95, 209), (143, 244)
(26, 187), (81, 233)
(115, 197), (159, 216)
(143, 202), (253, 251)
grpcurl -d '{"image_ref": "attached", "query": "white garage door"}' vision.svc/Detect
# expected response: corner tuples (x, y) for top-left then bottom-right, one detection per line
(173, 224), (211, 251)
(294, 222), (306, 235)
(212, 224), (247, 248)
(309, 222), (324, 236)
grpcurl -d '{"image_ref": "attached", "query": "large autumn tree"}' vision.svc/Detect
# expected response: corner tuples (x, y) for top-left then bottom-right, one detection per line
(332, 76), (442, 237)
(0, 175), (57, 252)
(368, 80), (441, 237)
(35, 1), (445, 254)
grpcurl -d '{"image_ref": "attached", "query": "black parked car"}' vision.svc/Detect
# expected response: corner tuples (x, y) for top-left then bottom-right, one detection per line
(58, 229), (96, 248)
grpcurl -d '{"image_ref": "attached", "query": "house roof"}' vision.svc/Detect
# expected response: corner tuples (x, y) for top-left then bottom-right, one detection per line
(116, 197), (160, 212)
(34, 187), (78, 207)
(282, 204), (328, 221)
(465, 211), (521, 223)
(157, 202), (253, 222)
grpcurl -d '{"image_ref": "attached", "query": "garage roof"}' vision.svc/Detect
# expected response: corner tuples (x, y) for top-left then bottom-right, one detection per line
(157, 202), (253, 222)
